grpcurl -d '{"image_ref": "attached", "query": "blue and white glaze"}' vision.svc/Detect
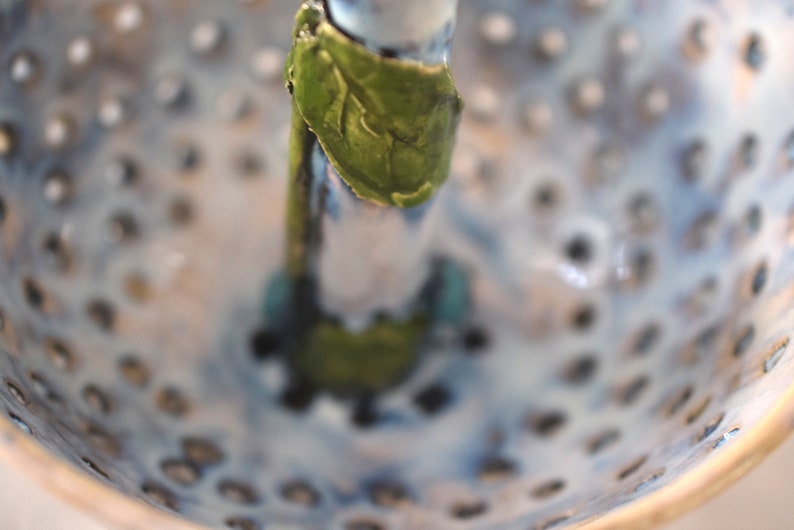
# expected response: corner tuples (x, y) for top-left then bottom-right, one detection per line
(0, 1), (793, 529)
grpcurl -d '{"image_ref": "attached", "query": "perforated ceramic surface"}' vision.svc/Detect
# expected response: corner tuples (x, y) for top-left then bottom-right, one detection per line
(1, 1), (794, 529)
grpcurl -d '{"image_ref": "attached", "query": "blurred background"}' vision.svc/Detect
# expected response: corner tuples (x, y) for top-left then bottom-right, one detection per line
(1, 435), (792, 529)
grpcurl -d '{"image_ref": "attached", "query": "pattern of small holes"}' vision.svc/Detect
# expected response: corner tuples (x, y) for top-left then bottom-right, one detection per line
(0, 1), (790, 529)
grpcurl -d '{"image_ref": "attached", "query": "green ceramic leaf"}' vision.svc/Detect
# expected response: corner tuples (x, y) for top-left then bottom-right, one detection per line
(293, 314), (428, 395)
(286, 1), (463, 208)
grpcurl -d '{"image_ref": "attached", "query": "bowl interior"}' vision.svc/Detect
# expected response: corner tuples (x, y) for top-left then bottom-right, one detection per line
(1, 1), (794, 528)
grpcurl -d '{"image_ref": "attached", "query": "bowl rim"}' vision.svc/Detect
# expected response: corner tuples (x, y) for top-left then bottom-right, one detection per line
(1, 380), (793, 530)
